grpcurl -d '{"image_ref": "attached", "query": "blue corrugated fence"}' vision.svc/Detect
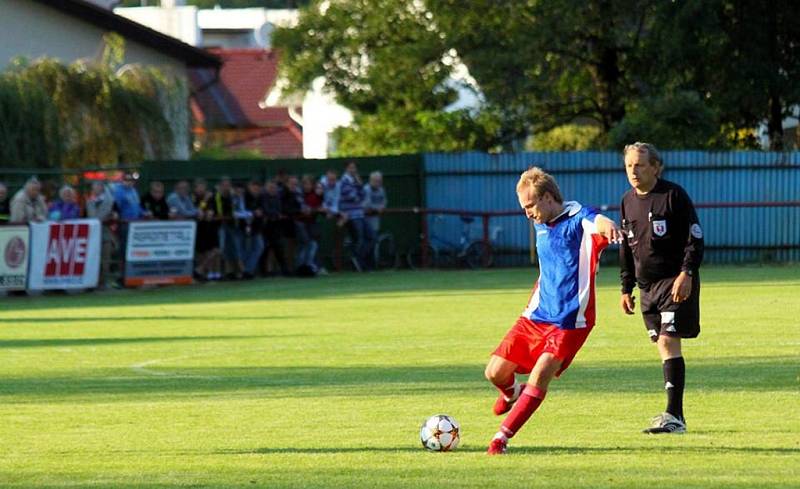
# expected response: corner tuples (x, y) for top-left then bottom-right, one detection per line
(423, 151), (800, 263)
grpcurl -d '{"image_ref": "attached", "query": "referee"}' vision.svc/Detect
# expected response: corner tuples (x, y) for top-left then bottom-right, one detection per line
(619, 142), (704, 434)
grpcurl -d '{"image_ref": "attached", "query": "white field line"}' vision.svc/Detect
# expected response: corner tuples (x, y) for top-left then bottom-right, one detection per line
(129, 356), (219, 379)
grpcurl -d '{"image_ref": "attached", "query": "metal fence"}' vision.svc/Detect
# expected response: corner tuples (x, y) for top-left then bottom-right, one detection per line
(423, 151), (800, 264)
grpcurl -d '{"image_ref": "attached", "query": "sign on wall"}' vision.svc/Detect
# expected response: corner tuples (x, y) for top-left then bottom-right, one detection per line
(124, 221), (196, 287)
(28, 220), (101, 290)
(0, 226), (30, 291)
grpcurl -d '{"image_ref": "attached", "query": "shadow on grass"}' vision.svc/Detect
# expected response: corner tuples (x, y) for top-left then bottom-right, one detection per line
(0, 265), (796, 312)
(220, 444), (800, 455)
(0, 356), (796, 402)
(0, 334), (288, 349)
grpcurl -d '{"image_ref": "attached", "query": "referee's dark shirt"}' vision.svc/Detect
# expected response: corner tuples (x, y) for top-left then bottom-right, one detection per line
(619, 179), (704, 293)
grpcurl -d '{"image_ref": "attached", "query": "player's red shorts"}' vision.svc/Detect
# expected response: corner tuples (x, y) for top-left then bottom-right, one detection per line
(492, 316), (594, 377)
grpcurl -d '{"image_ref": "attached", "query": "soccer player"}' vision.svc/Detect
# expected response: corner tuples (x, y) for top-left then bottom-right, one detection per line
(485, 167), (621, 455)
(619, 142), (704, 434)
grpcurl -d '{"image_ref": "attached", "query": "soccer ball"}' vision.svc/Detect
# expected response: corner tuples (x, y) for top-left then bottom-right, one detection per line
(420, 414), (460, 451)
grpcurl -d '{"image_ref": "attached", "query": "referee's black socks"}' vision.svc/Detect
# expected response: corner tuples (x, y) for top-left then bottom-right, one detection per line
(663, 357), (685, 421)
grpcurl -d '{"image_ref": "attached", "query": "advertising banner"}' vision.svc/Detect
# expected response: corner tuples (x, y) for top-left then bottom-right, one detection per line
(124, 221), (196, 287)
(28, 220), (101, 290)
(0, 226), (30, 291)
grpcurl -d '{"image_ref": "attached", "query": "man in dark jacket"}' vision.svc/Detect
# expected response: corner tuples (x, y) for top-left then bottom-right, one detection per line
(619, 142), (704, 435)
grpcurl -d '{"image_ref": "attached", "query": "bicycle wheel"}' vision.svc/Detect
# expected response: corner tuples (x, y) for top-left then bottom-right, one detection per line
(406, 242), (437, 270)
(465, 241), (493, 269)
(374, 233), (398, 269)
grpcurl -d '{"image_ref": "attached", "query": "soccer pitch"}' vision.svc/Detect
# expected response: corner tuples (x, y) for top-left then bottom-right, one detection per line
(0, 266), (798, 488)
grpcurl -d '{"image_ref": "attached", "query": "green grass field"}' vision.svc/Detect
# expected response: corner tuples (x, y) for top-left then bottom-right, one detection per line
(0, 266), (798, 488)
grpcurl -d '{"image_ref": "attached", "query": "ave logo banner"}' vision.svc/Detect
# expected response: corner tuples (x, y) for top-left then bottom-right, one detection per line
(28, 220), (101, 290)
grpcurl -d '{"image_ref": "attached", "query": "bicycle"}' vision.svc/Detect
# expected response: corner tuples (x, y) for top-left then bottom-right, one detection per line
(340, 230), (398, 271)
(406, 214), (502, 270)
(374, 231), (398, 270)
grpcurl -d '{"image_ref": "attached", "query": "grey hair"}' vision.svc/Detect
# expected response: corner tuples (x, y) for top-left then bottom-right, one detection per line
(59, 185), (75, 199)
(369, 171), (383, 180)
(623, 141), (662, 166)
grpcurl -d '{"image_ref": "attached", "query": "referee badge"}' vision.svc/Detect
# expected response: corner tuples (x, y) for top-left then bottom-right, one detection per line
(652, 219), (667, 237)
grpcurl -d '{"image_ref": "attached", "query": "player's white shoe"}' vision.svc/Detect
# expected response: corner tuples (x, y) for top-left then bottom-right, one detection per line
(643, 412), (686, 434)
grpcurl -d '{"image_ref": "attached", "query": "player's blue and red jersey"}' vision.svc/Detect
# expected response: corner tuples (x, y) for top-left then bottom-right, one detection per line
(522, 201), (608, 330)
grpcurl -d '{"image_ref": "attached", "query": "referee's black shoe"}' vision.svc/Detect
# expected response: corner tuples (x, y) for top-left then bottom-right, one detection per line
(643, 412), (686, 434)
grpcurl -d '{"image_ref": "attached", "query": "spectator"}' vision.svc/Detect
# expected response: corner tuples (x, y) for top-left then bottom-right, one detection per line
(299, 175), (324, 274)
(320, 169), (338, 214)
(113, 173), (143, 222)
(281, 175), (313, 273)
(112, 172), (143, 257)
(48, 185), (81, 221)
(241, 180), (265, 279)
(333, 161), (374, 271)
(10, 177), (47, 224)
(86, 181), (117, 288)
(261, 180), (288, 276)
(192, 178), (221, 281)
(0, 183), (10, 224)
(167, 180), (198, 219)
(142, 181), (170, 220)
(363, 170), (387, 235)
(214, 177), (243, 279)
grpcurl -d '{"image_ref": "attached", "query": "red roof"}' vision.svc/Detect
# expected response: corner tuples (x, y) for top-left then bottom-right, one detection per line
(190, 48), (302, 157)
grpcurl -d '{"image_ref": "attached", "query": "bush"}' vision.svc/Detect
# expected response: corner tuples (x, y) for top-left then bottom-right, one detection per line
(527, 124), (603, 151)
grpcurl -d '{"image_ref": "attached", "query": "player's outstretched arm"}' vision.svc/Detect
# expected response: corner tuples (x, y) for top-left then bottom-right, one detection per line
(594, 214), (623, 244)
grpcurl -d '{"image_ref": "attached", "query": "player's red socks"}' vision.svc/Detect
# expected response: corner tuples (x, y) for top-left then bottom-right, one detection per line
(492, 379), (521, 415)
(495, 379), (517, 399)
(499, 384), (547, 438)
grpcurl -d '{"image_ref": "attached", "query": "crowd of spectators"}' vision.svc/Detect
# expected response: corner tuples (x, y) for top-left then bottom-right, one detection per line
(0, 162), (388, 286)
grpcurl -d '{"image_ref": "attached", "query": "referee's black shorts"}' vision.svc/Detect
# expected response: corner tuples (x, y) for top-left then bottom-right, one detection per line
(639, 274), (700, 342)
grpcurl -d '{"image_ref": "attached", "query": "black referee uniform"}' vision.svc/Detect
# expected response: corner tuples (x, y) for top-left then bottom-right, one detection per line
(620, 178), (704, 341)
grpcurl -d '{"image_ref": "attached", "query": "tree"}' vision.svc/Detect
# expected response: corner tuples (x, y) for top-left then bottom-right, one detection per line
(429, 0), (662, 140)
(653, 0), (800, 150)
(273, 0), (509, 154)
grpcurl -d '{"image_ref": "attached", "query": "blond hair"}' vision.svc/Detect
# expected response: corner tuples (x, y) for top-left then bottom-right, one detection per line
(516, 167), (563, 203)
(624, 141), (662, 167)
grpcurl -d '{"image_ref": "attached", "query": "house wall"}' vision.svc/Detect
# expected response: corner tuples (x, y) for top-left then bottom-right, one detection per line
(0, 0), (186, 73)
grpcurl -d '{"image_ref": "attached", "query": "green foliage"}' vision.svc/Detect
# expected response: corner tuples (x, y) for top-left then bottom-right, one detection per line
(332, 108), (502, 156)
(273, 0), (798, 154)
(274, 0), (484, 155)
(528, 124), (604, 151)
(0, 34), (186, 169)
(652, 0), (800, 151)
(607, 92), (720, 150)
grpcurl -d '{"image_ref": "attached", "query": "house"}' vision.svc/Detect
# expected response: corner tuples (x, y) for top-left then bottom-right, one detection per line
(0, 0), (220, 159)
(190, 48), (303, 158)
(115, 2), (351, 159)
